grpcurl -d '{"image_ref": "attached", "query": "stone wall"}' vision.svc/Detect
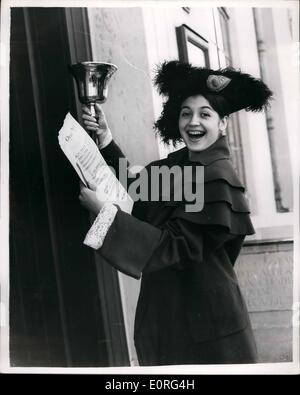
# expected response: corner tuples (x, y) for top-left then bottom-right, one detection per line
(87, 7), (160, 166)
(236, 241), (293, 362)
(87, 8), (160, 365)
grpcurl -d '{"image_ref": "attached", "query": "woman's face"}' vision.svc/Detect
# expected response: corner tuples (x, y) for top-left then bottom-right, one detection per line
(178, 95), (228, 152)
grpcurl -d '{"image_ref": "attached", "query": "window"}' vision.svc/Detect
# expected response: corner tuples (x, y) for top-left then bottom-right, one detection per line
(176, 24), (210, 67)
(252, 8), (292, 212)
(217, 8), (246, 186)
(218, 7), (232, 66)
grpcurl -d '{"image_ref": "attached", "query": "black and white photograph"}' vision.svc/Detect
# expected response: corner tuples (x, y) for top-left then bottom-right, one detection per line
(0, 0), (299, 376)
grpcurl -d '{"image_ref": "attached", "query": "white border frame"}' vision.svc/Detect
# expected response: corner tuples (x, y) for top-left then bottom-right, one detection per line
(1, 0), (299, 375)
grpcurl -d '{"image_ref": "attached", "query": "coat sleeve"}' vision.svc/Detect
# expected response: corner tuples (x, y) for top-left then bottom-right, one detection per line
(96, 191), (253, 279)
(95, 142), (253, 279)
(97, 207), (227, 279)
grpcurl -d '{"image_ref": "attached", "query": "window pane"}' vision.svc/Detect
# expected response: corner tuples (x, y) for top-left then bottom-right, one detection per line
(187, 40), (207, 67)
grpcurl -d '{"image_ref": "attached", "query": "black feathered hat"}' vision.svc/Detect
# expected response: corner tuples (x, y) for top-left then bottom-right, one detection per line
(154, 60), (273, 144)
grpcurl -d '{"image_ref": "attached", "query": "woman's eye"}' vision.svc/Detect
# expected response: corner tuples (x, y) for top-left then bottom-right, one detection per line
(181, 112), (190, 117)
(200, 113), (210, 118)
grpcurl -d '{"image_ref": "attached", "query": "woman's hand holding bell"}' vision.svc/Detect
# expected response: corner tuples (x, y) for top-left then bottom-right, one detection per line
(82, 103), (113, 149)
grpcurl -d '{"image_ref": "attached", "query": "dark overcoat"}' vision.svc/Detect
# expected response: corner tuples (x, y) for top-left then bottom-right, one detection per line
(98, 136), (258, 365)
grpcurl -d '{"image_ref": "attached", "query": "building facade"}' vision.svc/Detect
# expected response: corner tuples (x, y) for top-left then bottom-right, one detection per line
(86, 5), (297, 365)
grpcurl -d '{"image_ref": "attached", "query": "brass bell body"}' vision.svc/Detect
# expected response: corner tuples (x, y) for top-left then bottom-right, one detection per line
(70, 61), (117, 119)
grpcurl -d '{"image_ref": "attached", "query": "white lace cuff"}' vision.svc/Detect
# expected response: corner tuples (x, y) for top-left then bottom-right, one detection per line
(83, 203), (118, 250)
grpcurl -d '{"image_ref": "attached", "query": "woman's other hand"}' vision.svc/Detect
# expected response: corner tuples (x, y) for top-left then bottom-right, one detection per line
(79, 181), (104, 215)
(82, 103), (113, 149)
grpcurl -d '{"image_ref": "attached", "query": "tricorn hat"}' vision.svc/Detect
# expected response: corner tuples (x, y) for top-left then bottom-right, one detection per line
(154, 60), (273, 114)
(153, 60), (273, 143)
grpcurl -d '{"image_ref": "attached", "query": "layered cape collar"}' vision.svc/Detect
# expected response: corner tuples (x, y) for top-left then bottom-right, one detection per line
(135, 136), (254, 237)
(156, 135), (254, 236)
(167, 136), (231, 166)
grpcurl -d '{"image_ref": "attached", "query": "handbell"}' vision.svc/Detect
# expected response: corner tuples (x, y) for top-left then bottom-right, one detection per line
(70, 61), (117, 121)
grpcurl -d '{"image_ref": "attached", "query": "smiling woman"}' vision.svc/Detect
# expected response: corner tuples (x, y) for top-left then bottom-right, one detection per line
(80, 60), (272, 366)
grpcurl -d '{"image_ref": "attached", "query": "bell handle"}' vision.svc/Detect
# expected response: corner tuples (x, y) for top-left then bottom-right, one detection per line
(89, 102), (99, 122)
(87, 102), (99, 146)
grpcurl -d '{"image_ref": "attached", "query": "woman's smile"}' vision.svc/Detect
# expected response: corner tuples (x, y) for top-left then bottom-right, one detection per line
(186, 129), (207, 142)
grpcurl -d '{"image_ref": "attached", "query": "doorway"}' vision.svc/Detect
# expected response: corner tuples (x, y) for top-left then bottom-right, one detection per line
(9, 7), (129, 367)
